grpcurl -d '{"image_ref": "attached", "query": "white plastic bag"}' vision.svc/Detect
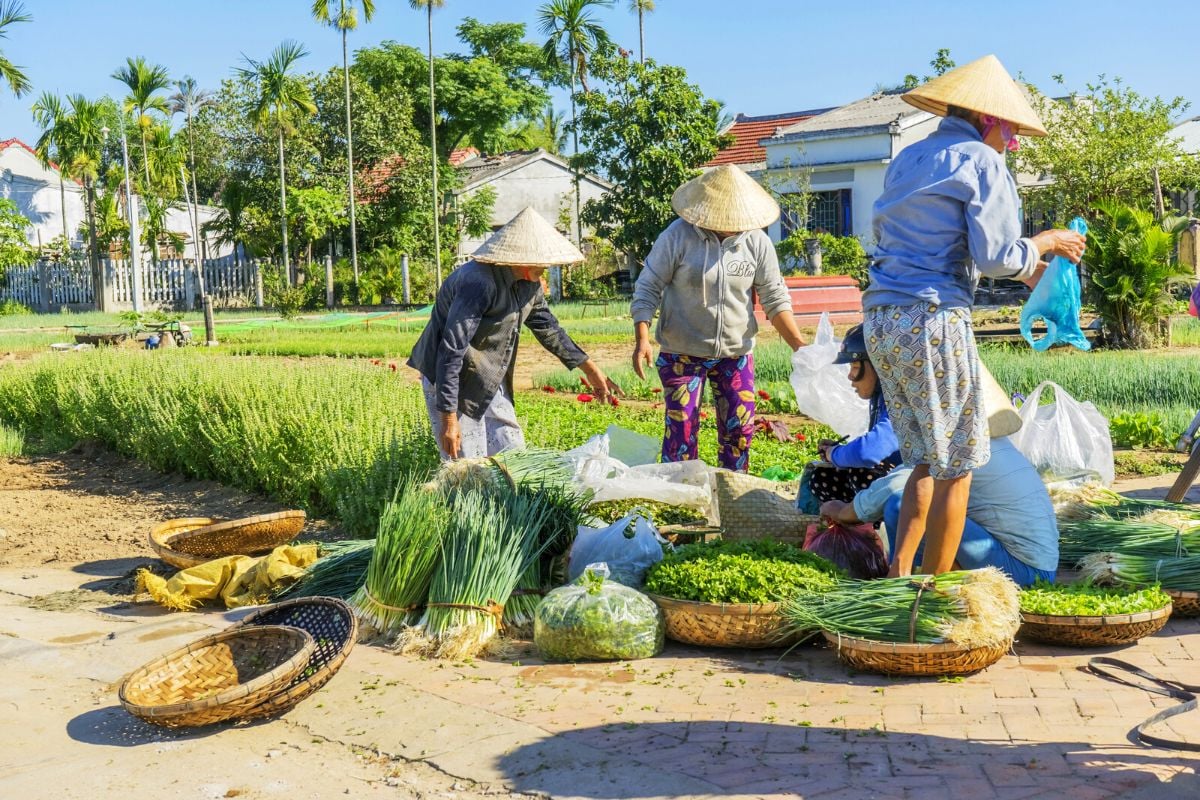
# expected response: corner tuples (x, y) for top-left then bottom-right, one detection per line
(1011, 381), (1114, 487)
(605, 424), (660, 466)
(564, 434), (714, 514)
(788, 312), (868, 438)
(568, 514), (667, 588)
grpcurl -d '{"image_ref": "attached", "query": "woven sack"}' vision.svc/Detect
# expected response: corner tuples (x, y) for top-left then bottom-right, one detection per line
(713, 470), (814, 542)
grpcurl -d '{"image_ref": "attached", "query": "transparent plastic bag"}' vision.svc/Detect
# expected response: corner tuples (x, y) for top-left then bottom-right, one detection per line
(565, 434), (714, 514)
(1011, 381), (1114, 487)
(1020, 217), (1091, 352)
(568, 514), (667, 587)
(534, 563), (664, 662)
(788, 312), (868, 438)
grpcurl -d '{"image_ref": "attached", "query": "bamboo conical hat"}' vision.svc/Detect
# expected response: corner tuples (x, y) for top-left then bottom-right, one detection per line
(980, 361), (1022, 438)
(671, 165), (780, 232)
(472, 207), (584, 266)
(902, 54), (1047, 137)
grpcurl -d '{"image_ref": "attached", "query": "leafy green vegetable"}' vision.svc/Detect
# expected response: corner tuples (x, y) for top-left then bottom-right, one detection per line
(588, 499), (706, 526)
(644, 539), (842, 604)
(1020, 579), (1171, 616)
(534, 569), (664, 661)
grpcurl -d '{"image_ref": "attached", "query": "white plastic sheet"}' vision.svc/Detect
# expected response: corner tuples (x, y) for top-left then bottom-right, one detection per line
(788, 312), (868, 438)
(564, 434), (714, 514)
(1011, 381), (1115, 487)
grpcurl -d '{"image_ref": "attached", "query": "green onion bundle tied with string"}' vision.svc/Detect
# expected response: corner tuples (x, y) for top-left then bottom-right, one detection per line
(280, 539), (375, 601)
(422, 447), (574, 496)
(1057, 518), (1200, 567)
(782, 568), (1020, 648)
(1078, 552), (1200, 591)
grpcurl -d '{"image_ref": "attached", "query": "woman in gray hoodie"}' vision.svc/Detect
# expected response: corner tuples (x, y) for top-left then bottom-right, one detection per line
(631, 166), (806, 471)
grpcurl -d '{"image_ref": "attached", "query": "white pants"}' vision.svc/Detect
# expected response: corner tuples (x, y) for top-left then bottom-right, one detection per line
(421, 378), (526, 460)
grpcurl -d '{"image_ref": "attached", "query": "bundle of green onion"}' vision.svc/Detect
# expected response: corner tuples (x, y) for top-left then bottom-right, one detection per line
(422, 447), (574, 496)
(1078, 552), (1200, 591)
(1058, 518), (1200, 567)
(350, 481), (450, 637)
(1052, 484), (1200, 524)
(503, 484), (593, 630)
(401, 489), (553, 659)
(782, 568), (1020, 648)
(280, 539), (375, 600)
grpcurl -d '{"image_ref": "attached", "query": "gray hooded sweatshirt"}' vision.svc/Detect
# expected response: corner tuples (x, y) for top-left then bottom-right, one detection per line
(631, 219), (792, 358)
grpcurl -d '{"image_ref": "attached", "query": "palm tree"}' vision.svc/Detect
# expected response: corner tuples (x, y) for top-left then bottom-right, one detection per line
(312, 0), (374, 302)
(238, 40), (316, 279)
(409, 0), (446, 286)
(111, 57), (171, 193)
(539, 105), (567, 154)
(61, 95), (108, 289)
(628, 0), (654, 64)
(538, 0), (612, 245)
(0, 1), (31, 98)
(169, 77), (214, 260)
(203, 180), (253, 265)
(31, 91), (72, 244)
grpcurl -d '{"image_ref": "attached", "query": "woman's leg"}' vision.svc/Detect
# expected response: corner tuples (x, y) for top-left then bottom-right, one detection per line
(657, 353), (707, 463)
(708, 353), (756, 471)
(482, 390), (526, 456)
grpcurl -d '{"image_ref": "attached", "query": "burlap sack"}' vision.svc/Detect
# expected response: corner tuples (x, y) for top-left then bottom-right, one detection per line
(713, 470), (817, 543)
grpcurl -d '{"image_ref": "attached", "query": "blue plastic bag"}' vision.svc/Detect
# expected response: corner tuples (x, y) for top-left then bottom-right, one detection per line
(1020, 217), (1091, 352)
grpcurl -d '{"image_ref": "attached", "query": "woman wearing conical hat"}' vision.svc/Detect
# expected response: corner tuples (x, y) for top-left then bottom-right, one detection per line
(408, 207), (619, 460)
(863, 55), (1084, 579)
(631, 165), (807, 472)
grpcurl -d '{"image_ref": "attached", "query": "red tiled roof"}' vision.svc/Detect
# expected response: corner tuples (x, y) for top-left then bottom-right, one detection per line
(356, 148), (485, 203)
(0, 137), (81, 185)
(448, 147), (479, 166)
(706, 110), (834, 168)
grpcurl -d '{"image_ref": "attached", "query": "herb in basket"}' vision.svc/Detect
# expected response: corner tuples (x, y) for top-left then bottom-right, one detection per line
(589, 498), (706, 527)
(643, 539), (842, 605)
(1019, 580), (1171, 616)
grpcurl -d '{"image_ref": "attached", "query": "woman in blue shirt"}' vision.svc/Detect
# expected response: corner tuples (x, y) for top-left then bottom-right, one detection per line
(863, 55), (1085, 579)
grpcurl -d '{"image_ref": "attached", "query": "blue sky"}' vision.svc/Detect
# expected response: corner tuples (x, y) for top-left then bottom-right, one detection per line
(4, 0), (1198, 147)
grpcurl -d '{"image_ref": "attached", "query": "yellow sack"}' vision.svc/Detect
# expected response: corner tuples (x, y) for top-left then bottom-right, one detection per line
(137, 544), (319, 611)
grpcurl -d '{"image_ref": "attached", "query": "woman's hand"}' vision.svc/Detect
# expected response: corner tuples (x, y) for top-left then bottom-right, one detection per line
(1030, 229), (1087, 263)
(580, 359), (622, 405)
(632, 322), (653, 379)
(817, 438), (837, 461)
(439, 412), (461, 460)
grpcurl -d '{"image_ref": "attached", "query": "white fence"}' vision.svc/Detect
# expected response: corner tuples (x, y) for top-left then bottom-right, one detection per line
(2, 256), (263, 311)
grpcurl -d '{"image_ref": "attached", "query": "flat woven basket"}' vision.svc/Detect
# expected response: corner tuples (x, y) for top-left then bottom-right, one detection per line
(646, 593), (800, 649)
(1166, 589), (1200, 618)
(149, 517), (226, 569)
(713, 470), (816, 542)
(231, 597), (358, 719)
(119, 625), (315, 728)
(1020, 604), (1172, 647)
(166, 510), (307, 558)
(822, 631), (1011, 677)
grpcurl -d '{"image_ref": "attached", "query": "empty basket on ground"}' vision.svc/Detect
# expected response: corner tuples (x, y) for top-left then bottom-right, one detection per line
(822, 633), (1011, 677)
(647, 593), (799, 649)
(1166, 590), (1200, 618)
(1020, 605), (1172, 647)
(118, 625), (315, 728)
(149, 511), (306, 568)
(150, 517), (226, 569)
(230, 596), (358, 719)
(713, 471), (814, 543)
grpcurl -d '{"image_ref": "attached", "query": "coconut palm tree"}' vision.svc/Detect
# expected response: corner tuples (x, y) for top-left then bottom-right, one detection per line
(628, 0), (654, 64)
(409, 0), (446, 286)
(31, 91), (72, 244)
(169, 77), (214, 260)
(60, 95), (108, 288)
(312, 0), (374, 302)
(0, 1), (31, 98)
(203, 180), (253, 265)
(238, 40), (316, 278)
(538, 0), (612, 245)
(111, 57), (171, 192)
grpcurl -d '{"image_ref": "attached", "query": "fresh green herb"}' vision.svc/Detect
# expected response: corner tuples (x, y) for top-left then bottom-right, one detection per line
(588, 499), (706, 527)
(644, 540), (842, 605)
(533, 567), (664, 662)
(1019, 579), (1170, 616)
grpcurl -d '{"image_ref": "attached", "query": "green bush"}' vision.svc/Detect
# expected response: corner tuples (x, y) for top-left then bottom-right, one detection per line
(776, 230), (869, 286)
(1110, 411), (1173, 450)
(0, 299), (31, 316)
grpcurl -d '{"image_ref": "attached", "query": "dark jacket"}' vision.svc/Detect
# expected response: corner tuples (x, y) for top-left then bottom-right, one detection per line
(407, 261), (588, 420)
(828, 388), (903, 470)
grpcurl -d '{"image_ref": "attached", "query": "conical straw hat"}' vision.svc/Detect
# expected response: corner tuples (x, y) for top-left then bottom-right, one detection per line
(472, 207), (585, 266)
(979, 361), (1022, 438)
(671, 165), (780, 232)
(902, 54), (1047, 137)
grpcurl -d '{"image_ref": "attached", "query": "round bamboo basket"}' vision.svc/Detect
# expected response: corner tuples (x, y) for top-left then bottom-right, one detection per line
(822, 631), (1011, 677)
(231, 597), (358, 720)
(1020, 604), (1172, 647)
(166, 511), (307, 559)
(119, 625), (315, 728)
(646, 593), (800, 649)
(149, 518), (226, 569)
(1166, 589), (1200, 618)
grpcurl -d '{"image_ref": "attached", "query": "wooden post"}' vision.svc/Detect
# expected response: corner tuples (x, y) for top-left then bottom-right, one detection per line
(325, 253), (334, 309)
(254, 261), (264, 309)
(1167, 446), (1200, 503)
(37, 260), (53, 312)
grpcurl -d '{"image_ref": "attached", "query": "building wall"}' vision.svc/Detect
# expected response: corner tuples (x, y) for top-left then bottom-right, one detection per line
(456, 157), (609, 259)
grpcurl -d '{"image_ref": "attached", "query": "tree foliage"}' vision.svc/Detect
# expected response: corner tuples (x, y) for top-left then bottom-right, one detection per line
(0, 198), (32, 270)
(573, 53), (730, 263)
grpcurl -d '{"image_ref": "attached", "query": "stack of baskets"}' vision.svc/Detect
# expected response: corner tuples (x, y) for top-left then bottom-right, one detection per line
(119, 596), (357, 728)
(150, 511), (307, 569)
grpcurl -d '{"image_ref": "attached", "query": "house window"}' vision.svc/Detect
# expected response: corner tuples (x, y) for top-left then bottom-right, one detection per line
(780, 189), (852, 238)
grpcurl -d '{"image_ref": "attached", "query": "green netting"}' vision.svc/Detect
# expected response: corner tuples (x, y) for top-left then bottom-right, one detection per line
(213, 308), (432, 333)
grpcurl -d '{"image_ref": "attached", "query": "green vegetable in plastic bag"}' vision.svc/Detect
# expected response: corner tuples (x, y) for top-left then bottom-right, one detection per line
(534, 564), (664, 662)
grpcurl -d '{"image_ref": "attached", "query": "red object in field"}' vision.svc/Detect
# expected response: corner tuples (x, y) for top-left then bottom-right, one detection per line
(577, 393), (594, 403)
(754, 275), (863, 325)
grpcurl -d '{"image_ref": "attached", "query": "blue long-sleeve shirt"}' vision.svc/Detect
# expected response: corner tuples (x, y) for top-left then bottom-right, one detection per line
(864, 116), (1040, 310)
(828, 391), (901, 470)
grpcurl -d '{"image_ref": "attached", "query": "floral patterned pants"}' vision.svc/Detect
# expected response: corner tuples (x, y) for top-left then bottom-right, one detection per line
(656, 352), (756, 472)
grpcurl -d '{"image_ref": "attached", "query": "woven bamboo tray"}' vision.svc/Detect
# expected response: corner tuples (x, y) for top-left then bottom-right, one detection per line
(119, 625), (315, 728)
(149, 517), (226, 569)
(1020, 604), (1172, 647)
(646, 593), (800, 649)
(232, 597), (358, 719)
(166, 511), (307, 559)
(822, 631), (1011, 676)
(1166, 589), (1200, 618)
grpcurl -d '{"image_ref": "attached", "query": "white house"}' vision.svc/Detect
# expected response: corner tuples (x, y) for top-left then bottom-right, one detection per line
(451, 149), (611, 260)
(0, 137), (230, 261)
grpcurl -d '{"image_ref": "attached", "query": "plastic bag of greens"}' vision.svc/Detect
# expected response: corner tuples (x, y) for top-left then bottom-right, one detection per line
(569, 514), (667, 587)
(534, 563), (664, 661)
(803, 519), (888, 579)
(1020, 217), (1091, 352)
